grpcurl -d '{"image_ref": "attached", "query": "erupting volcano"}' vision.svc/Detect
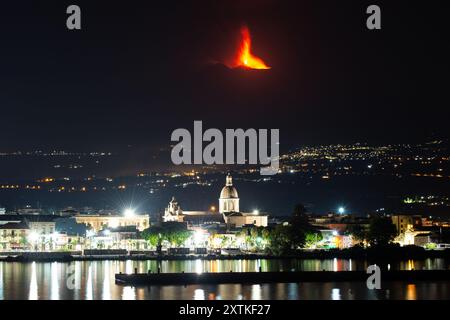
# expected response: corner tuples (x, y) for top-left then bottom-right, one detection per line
(230, 25), (271, 70)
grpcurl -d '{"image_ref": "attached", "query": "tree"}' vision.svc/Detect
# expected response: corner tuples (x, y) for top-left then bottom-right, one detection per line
(288, 203), (315, 249)
(237, 227), (253, 250)
(367, 216), (397, 246)
(304, 231), (323, 249)
(141, 222), (192, 248)
(141, 226), (164, 247)
(169, 229), (192, 247)
(346, 224), (368, 244)
(250, 227), (258, 239)
(264, 204), (322, 254)
(221, 235), (231, 248)
(261, 228), (270, 240)
(268, 225), (291, 255)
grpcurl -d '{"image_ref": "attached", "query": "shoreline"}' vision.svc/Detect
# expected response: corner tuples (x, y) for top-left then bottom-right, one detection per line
(1, 247), (449, 263)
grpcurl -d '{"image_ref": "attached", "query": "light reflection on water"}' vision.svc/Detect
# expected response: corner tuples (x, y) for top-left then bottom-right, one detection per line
(0, 258), (448, 300)
(102, 262), (111, 300)
(86, 264), (93, 300)
(406, 284), (417, 300)
(0, 263), (3, 300)
(251, 284), (262, 300)
(331, 288), (341, 300)
(194, 288), (205, 300)
(29, 262), (38, 300)
(122, 286), (136, 300)
(51, 262), (59, 300)
(195, 259), (202, 274)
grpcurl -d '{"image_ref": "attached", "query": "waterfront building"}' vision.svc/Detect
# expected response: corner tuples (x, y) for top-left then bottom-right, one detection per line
(0, 214), (57, 235)
(393, 221), (441, 247)
(52, 232), (84, 251)
(26, 216), (57, 235)
(310, 213), (369, 237)
(107, 226), (139, 242)
(391, 215), (422, 235)
(86, 226), (147, 250)
(0, 215), (59, 250)
(75, 213), (149, 232)
(0, 221), (29, 250)
(162, 174), (268, 228)
(413, 233), (438, 247)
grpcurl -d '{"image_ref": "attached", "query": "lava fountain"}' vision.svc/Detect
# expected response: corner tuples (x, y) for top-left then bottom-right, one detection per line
(231, 25), (271, 70)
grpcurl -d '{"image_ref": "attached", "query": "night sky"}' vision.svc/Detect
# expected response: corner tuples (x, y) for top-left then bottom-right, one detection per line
(1, 0), (448, 154)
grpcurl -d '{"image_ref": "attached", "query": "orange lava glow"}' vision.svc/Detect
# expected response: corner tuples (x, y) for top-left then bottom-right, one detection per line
(233, 26), (271, 70)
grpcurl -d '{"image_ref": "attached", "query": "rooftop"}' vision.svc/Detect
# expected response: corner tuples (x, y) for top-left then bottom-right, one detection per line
(0, 214), (58, 223)
(0, 221), (29, 230)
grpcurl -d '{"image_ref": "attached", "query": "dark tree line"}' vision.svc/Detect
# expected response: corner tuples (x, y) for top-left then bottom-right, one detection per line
(268, 204), (322, 255)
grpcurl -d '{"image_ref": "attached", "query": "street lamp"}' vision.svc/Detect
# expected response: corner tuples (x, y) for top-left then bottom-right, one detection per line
(338, 207), (345, 214)
(124, 208), (136, 217)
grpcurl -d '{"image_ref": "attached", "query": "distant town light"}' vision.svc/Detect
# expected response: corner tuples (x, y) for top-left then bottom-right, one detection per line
(124, 208), (136, 217)
(338, 207), (345, 214)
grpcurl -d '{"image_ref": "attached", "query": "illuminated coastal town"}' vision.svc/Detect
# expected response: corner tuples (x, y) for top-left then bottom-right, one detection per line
(1, 172), (449, 258)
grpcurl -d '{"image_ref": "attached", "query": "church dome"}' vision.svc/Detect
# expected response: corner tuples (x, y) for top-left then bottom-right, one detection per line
(220, 186), (239, 199)
(219, 174), (239, 199)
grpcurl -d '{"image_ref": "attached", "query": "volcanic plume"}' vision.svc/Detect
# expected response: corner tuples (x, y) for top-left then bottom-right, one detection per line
(229, 25), (271, 70)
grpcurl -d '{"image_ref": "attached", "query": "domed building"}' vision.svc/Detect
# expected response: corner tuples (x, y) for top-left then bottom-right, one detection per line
(219, 174), (239, 213)
(162, 174), (268, 228)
